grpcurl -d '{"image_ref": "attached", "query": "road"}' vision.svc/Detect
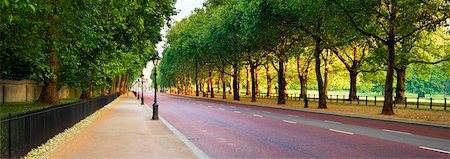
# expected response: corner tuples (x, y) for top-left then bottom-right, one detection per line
(144, 93), (450, 159)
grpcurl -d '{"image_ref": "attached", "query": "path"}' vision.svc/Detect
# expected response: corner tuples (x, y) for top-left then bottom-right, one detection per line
(49, 93), (197, 159)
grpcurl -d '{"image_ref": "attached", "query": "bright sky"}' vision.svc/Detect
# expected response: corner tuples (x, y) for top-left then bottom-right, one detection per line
(142, 0), (206, 81)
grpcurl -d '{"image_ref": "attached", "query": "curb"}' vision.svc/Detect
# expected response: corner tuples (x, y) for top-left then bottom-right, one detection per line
(167, 93), (450, 130)
(142, 102), (211, 159)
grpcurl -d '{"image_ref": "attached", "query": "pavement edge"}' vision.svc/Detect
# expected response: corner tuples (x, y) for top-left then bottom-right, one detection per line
(143, 103), (211, 159)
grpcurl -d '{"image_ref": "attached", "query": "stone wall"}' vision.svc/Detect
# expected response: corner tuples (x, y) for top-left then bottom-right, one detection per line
(0, 79), (80, 104)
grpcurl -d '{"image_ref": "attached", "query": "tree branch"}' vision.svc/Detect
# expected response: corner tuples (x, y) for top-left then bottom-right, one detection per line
(330, 0), (387, 43)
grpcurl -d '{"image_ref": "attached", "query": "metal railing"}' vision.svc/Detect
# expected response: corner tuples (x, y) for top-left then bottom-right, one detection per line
(252, 93), (448, 110)
(0, 93), (120, 158)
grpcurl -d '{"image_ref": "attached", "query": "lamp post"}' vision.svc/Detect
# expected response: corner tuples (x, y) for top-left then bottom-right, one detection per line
(150, 54), (161, 120)
(137, 78), (140, 100)
(141, 74), (144, 105)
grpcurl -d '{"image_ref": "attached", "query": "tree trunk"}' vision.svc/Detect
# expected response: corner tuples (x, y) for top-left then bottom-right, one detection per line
(221, 70), (226, 99)
(201, 74), (206, 97)
(395, 67), (406, 103)
(277, 23), (287, 104)
(195, 66), (199, 96)
(80, 90), (90, 99)
(324, 49), (331, 98)
(300, 76), (307, 98)
(209, 70), (214, 98)
(250, 64), (257, 102)
(349, 70), (359, 100)
(177, 78), (181, 94)
(217, 74), (220, 93)
(232, 64), (240, 100)
(38, 13), (60, 105)
(246, 66), (251, 95)
(229, 67), (234, 94)
(255, 67), (260, 95)
(188, 76), (192, 95)
(266, 65), (272, 96)
(382, 38), (395, 115)
(314, 38), (327, 108)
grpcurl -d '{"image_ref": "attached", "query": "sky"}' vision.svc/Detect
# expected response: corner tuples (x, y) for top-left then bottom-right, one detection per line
(142, 0), (206, 80)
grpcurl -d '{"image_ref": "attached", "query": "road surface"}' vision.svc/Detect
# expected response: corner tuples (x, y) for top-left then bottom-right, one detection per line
(144, 93), (450, 159)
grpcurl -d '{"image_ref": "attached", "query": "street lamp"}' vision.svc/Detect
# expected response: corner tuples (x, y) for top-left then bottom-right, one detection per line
(137, 78), (140, 100)
(150, 54), (161, 120)
(141, 74), (144, 105)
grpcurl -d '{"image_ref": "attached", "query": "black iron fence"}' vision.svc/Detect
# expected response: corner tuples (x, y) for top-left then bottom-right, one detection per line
(253, 93), (448, 110)
(0, 93), (120, 158)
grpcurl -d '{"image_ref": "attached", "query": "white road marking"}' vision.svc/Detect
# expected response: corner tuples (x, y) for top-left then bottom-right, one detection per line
(227, 143), (235, 146)
(207, 106), (212, 108)
(253, 114), (263, 117)
(329, 129), (354, 135)
(288, 115), (298, 117)
(218, 108), (225, 110)
(282, 120), (297, 124)
(419, 146), (450, 154)
(233, 111), (241, 113)
(324, 120), (341, 124)
(382, 129), (412, 135)
(262, 111), (271, 113)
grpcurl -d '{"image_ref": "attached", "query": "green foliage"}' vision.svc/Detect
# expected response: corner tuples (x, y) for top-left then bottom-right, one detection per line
(1, 0), (176, 95)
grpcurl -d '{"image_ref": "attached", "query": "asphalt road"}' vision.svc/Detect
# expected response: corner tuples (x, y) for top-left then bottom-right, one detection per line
(144, 93), (450, 159)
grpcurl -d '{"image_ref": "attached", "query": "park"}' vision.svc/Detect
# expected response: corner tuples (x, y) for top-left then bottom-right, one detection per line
(1, 0), (450, 158)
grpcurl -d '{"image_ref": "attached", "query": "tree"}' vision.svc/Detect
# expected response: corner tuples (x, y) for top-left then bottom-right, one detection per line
(331, 0), (450, 114)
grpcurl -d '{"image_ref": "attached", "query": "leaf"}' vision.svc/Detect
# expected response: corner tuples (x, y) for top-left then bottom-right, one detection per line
(3, 0), (9, 7)
(7, 14), (14, 22)
(29, 4), (35, 12)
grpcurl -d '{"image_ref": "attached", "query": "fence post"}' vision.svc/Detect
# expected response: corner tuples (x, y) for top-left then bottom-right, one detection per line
(444, 98), (447, 110)
(350, 97), (352, 104)
(313, 94), (315, 101)
(357, 96), (360, 104)
(430, 98), (432, 109)
(405, 97), (407, 108)
(8, 113), (12, 158)
(337, 95), (339, 103)
(343, 95), (345, 103)
(366, 96), (368, 105)
(374, 96), (377, 106)
(417, 97), (419, 108)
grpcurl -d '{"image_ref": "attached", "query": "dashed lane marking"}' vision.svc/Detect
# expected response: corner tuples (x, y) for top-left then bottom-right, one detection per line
(282, 120), (296, 124)
(382, 129), (412, 135)
(253, 114), (263, 117)
(419, 146), (450, 154)
(218, 108), (225, 110)
(324, 120), (342, 124)
(233, 111), (241, 113)
(329, 129), (354, 135)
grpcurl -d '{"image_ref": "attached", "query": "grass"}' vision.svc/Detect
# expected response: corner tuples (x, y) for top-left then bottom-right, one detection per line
(0, 98), (80, 117)
(173, 92), (450, 127)
(231, 89), (449, 103)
